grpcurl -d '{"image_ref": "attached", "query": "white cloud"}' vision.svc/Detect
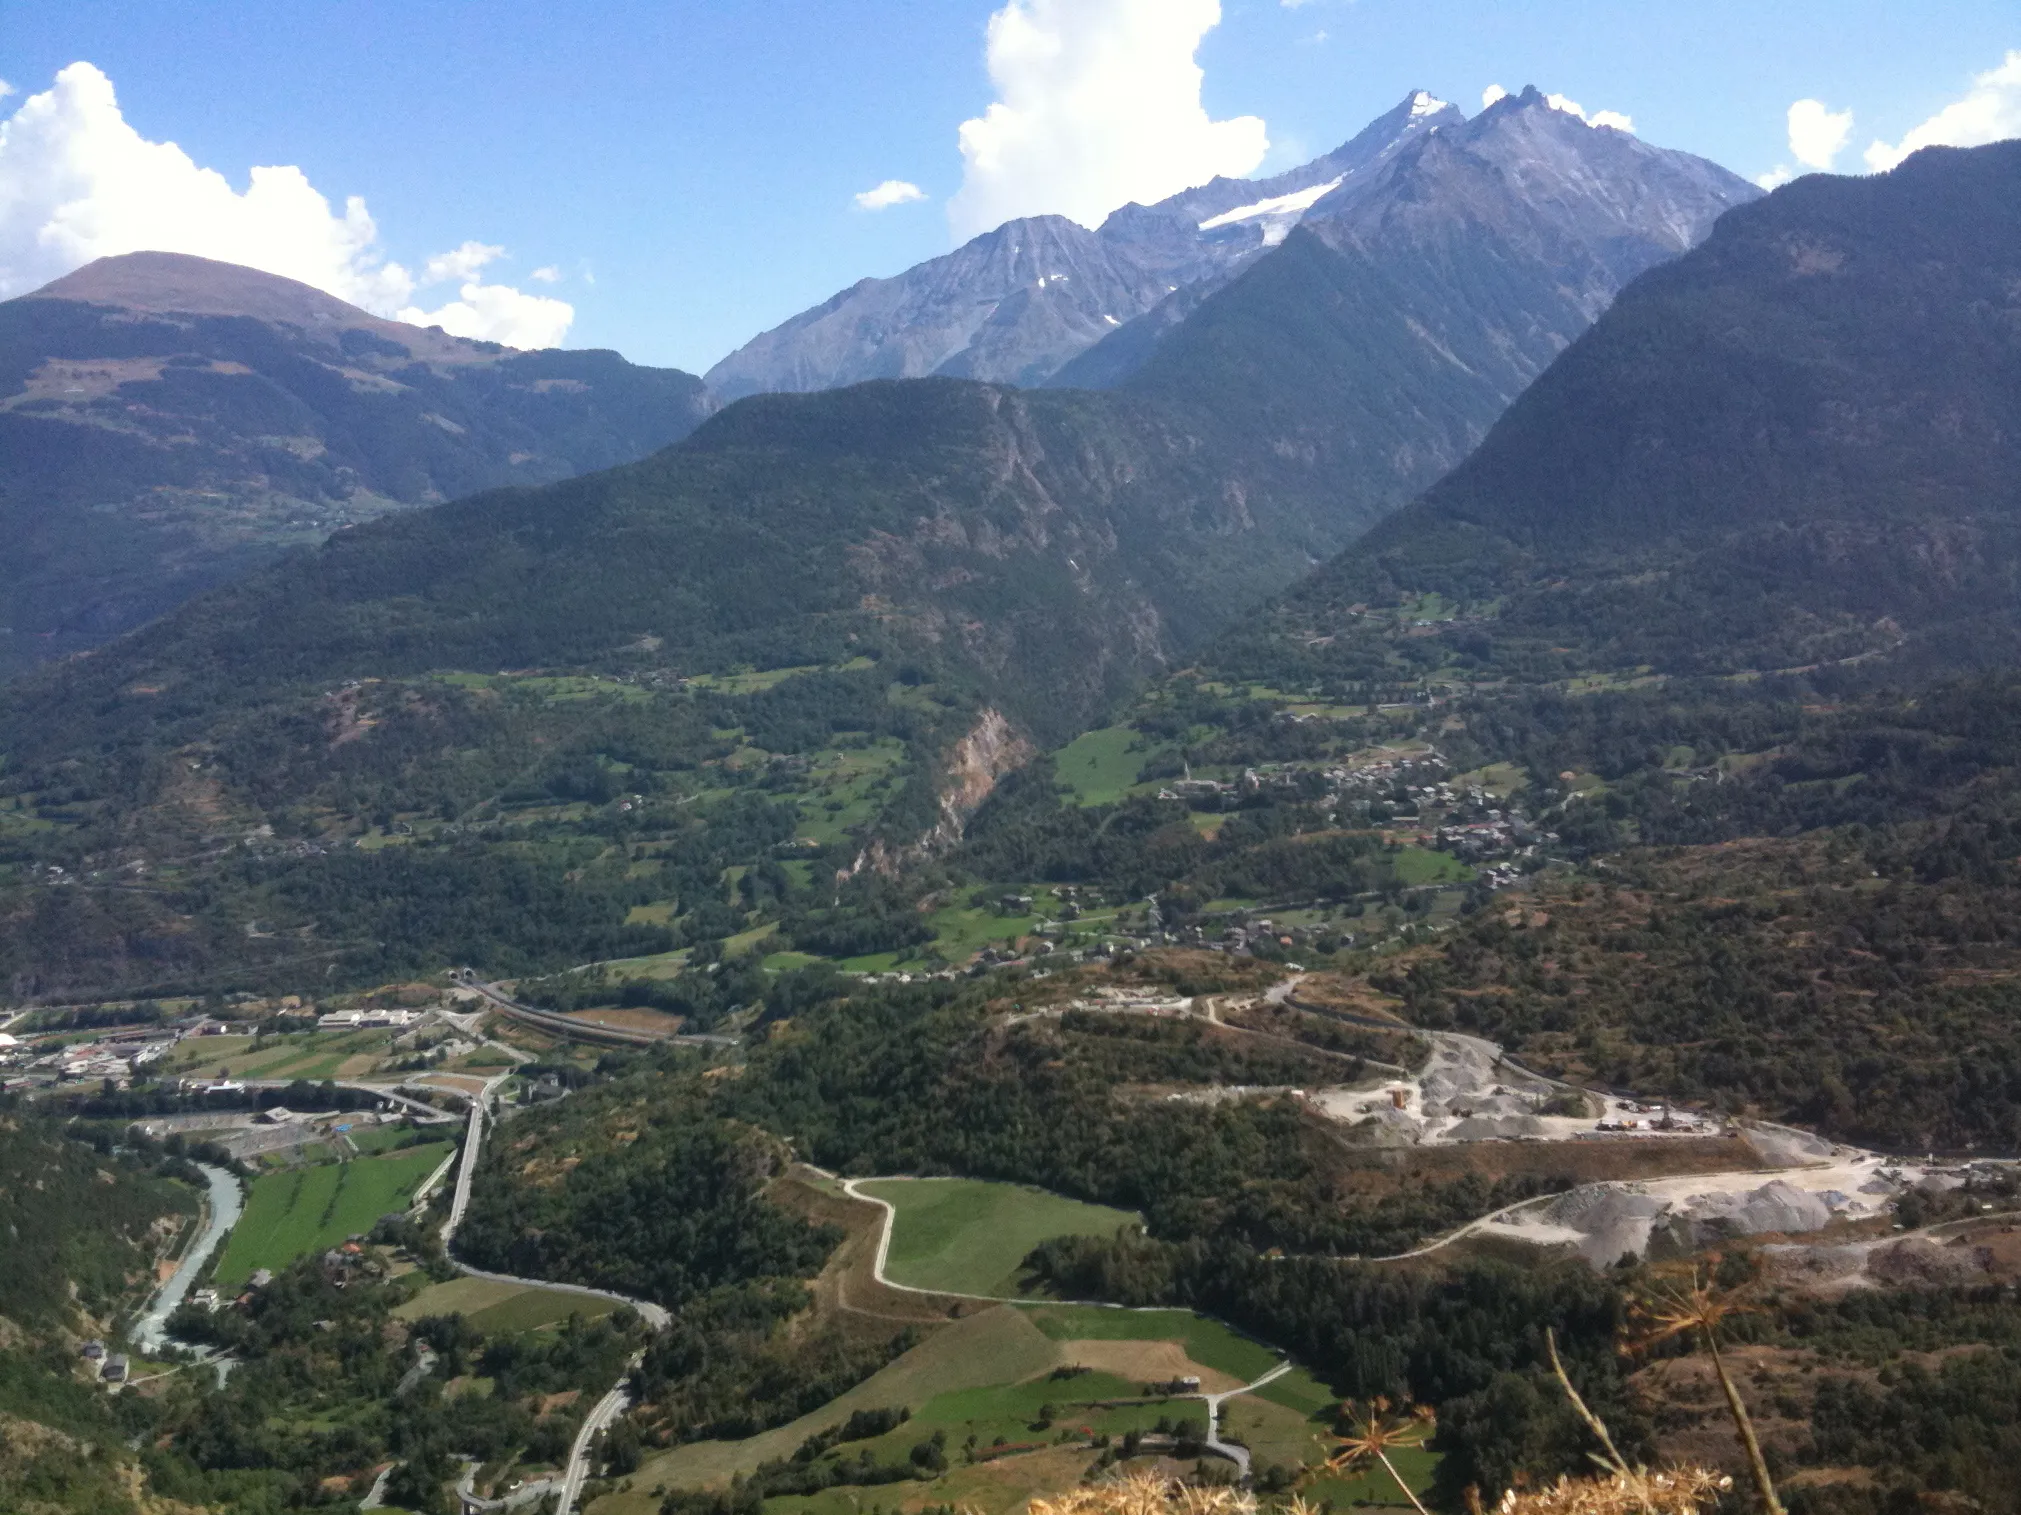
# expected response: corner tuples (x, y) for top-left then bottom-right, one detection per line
(947, 0), (1268, 241)
(1755, 165), (1794, 191)
(529, 264), (562, 283)
(1482, 84), (1509, 109)
(854, 178), (928, 211)
(1546, 92), (1634, 134)
(398, 281), (574, 350)
(1787, 99), (1853, 170)
(1865, 49), (2021, 172)
(422, 240), (504, 284)
(0, 80), (14, 100)
(0, 62), (571, 347)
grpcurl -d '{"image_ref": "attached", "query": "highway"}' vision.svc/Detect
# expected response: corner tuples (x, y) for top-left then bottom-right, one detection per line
(428, 1073), (664, 1514)
(456, 971), (737, 1050)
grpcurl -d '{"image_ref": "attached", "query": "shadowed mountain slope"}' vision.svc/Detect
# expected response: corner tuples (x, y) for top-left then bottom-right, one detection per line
(1042, 91), (1760, 545)
(0, 378), (1344, 760)
(1218, 140), (2021, 689)
(0, 252), (716, 672)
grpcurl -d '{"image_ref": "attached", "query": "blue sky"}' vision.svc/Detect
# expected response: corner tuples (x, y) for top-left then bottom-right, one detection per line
(3, 1), (2015, 372)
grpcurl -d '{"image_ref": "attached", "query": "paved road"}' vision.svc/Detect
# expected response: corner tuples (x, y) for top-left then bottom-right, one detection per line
(836, 1171), (1288, 1478)
(407, 1146), (462, 1217)
(457, 1458), (559, 1513)
(556, 1356), (641, 1515)
(1200, 1362), (1293, 1477)
(459, 973), (738, 1050)
(359, 1465), (393, 1510)
(434, 1074), (667, 1515)
(238, 1078), (460, 1121)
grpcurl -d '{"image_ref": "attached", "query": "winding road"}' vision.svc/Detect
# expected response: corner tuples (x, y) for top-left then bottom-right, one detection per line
(428, 1074), (665, 1513)
(836, 1173), (1291, 1477)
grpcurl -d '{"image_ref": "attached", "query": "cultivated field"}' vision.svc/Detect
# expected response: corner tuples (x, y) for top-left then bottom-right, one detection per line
(164, 1027), (405, 1082)
(1023, 1304), (1278, 1384)
(611, 1302), (1287, 1515)
(857, 1178), (1139, 1296)
(213, 1145), (452, 1290)
(394, 1275), (615, 1333)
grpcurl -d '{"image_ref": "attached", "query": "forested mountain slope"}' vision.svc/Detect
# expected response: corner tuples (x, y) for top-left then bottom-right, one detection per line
(1232, 139), (2021, 691)
(0, 252), (717, 673)
(2, 378), (1336, 764)
(0, 1116), (198, 1515)
(0, 371), (1384, 1001)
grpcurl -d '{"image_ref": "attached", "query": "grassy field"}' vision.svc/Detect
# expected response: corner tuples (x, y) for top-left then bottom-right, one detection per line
(395, 1275), (615, 1333)
(858, 1179), (1140, 1296)
(1392, 846), (1473, 886)
(629, 1306), (1061, 1497)
(791, 739), (907, 846)
(1022, 1306), (1279, 1384)
(1054, 726), (1153, 807)
(214, 1145), (452, 1291)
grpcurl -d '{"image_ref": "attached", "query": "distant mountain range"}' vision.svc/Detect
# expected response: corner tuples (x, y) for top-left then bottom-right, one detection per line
(0, 253), (716, 673)
(708, 89), (1757, 400)
(0, 93), (1758, 682)
(0, 88), (1775, 763)
(1222, 139), (2021, 688)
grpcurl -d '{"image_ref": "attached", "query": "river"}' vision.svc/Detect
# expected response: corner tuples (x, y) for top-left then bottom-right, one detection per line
(131, 1161), (244, 1357)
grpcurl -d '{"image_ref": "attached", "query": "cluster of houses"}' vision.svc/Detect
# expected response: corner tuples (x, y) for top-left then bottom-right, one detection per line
(1435, 807), (1538, 859)
(4, 1023), (185, 1090)
(1, 994), (450, 1095)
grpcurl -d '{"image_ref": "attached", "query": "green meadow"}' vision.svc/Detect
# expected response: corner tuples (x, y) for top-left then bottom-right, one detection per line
(214, 1145), (452, 1291)
(858, 1178), (1140, 1296)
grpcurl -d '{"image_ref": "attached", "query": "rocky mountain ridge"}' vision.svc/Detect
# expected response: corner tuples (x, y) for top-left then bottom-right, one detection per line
(703, 90), (1463, 398)
(709, 88), (1759, 403)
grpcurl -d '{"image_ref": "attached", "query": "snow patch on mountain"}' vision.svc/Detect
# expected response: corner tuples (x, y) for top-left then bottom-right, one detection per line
(1197, 175), (1346, 245)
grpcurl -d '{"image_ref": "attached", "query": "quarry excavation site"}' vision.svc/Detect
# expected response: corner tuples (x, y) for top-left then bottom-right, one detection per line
(1060, 975), (2006, 1271)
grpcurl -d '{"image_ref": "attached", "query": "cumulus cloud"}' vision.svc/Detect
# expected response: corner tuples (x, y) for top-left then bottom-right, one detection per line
(1482, 84), (1509, 109)
(1866, 49), (2021, 172)
(854, 179), (927, 211)
(1546, 92), (1634, 134)
(947, 0), (1268, 241)
(528, 264), (562, 283)
(1755, 165), (1795, 191)
(0, 62), (570, 347)
(1787, 98), (1854, 170)
(422, 240), (504, 284)
(398, 280), (574, 350)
